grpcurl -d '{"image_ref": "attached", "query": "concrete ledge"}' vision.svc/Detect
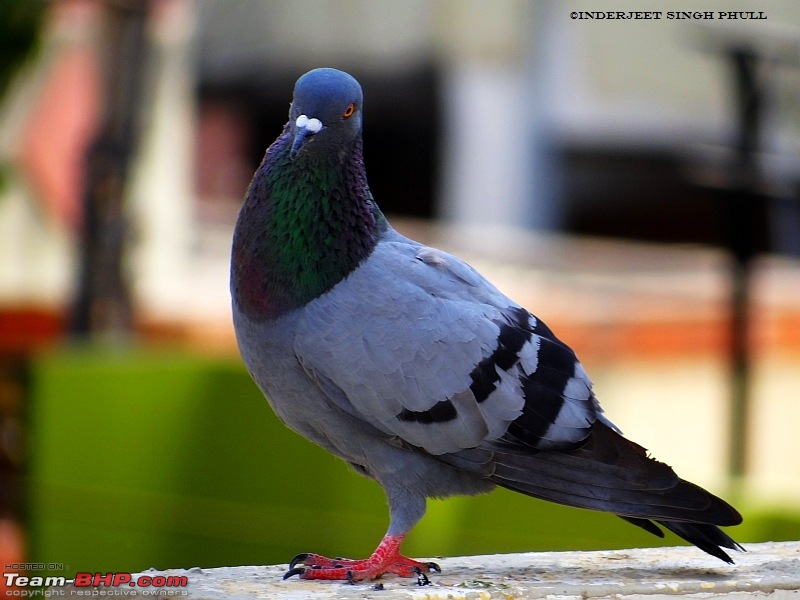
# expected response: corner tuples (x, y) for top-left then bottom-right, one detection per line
(68, 541), (799, 599)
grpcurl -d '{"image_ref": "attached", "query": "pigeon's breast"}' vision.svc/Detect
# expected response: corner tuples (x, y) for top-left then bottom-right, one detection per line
(231, 308), (307, 422)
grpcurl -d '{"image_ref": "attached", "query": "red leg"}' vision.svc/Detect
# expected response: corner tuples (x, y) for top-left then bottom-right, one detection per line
(283, 534), (440, 583)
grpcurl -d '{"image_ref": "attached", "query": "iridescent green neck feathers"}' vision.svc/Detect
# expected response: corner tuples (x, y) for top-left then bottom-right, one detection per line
(231, 131), (384, 321)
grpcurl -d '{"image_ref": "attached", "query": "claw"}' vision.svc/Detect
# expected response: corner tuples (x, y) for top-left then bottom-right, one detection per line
(426, 561), (441, 573)
(288, 553), (310, 570)
(413, 567), (431, 587)
(283, 567), (305, 580)
(345, 570), (356, 585)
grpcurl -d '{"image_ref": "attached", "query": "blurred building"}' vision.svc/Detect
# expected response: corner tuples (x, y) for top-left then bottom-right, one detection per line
(3, 0), (800, 321)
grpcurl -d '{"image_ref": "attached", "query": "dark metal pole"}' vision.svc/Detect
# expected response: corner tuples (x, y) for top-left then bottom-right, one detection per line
(71, 0), (150, 339)
(725, 48), (763, 481)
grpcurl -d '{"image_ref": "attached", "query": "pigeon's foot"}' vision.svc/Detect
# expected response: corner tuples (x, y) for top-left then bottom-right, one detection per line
(283, 534), (440, 583)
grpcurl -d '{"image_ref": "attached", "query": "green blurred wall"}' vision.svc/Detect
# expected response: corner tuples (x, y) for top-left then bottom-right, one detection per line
(25, 348), (792, 575)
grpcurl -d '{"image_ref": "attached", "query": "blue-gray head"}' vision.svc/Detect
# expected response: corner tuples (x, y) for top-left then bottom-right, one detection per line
(289, 68), (364, 160)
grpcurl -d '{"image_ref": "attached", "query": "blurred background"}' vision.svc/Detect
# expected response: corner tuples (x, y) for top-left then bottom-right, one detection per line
(1, 0), (799, 587)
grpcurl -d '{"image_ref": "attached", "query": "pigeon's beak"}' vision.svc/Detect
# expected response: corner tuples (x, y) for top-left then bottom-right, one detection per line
(290, 115), (323, 160)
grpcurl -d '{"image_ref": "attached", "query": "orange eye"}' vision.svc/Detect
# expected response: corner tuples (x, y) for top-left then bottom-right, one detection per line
(343, 103), (355, 118)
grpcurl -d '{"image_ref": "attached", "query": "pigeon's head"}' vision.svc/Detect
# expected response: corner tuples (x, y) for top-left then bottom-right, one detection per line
(288, 68), (364, 160)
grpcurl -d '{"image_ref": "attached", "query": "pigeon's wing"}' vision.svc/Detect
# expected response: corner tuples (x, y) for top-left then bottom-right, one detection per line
(294, 229), (604, 456)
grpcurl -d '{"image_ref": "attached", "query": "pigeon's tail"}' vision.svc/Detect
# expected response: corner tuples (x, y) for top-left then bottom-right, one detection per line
(480, 422), (743, 562)
(621, 517), (743, 564)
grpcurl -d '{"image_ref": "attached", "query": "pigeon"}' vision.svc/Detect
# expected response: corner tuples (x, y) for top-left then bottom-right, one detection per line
(230, 67), (743, 583)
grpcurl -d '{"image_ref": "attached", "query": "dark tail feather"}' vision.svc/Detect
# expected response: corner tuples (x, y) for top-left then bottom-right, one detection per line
(658, 520), (745, 564)
(619, 516), (744, 563)
(619, 516), (665, 538)
(469, 421), (744, 562)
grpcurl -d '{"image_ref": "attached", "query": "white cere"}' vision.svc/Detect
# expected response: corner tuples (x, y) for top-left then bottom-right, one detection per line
(306, 117), (322, 133)
(295, 115), (322, 133)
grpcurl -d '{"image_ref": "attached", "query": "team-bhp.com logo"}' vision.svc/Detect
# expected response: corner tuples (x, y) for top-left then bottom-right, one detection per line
(4, 570), (188, 597)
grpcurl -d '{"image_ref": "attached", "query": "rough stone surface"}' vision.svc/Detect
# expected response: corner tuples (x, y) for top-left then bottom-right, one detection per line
(64, 541), (799, 599)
